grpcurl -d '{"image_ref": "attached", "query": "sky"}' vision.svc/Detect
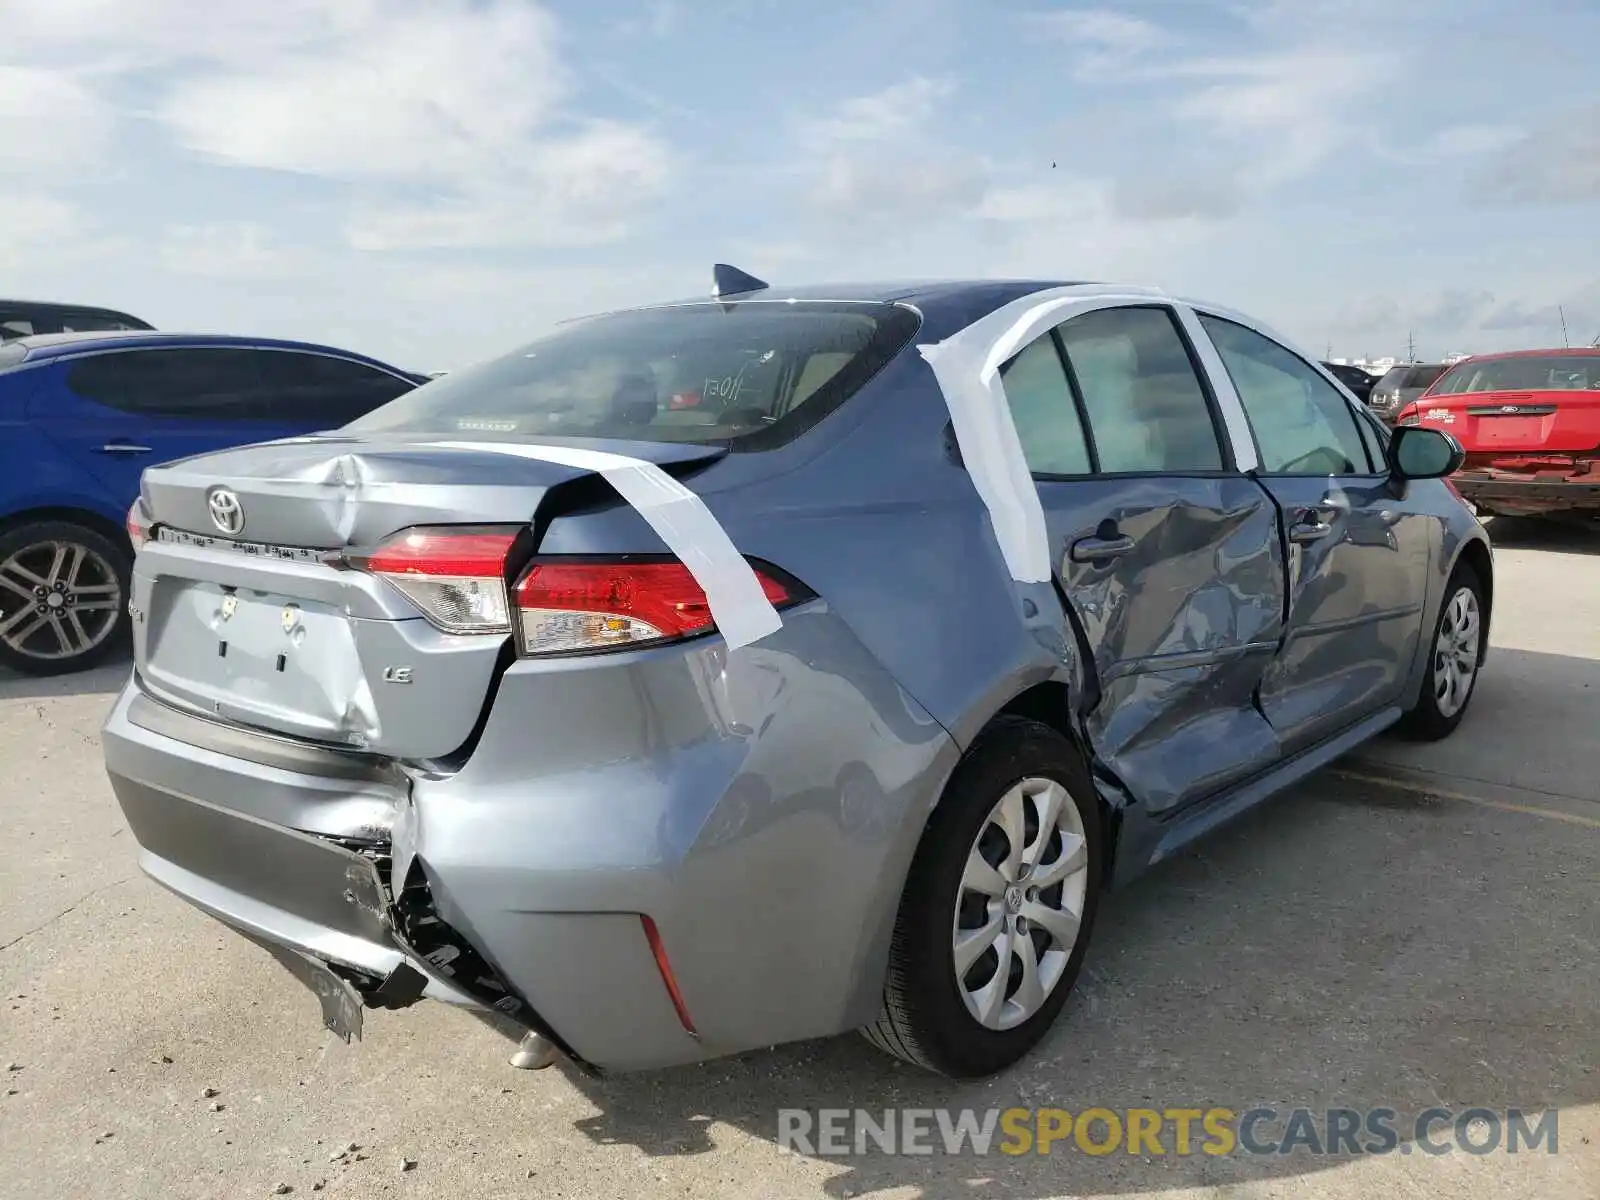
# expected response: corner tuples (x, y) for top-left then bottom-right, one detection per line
(2, 0), (1597, 373)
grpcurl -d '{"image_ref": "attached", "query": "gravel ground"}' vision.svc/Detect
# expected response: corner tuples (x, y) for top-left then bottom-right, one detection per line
(2, 519), (1596, 1199)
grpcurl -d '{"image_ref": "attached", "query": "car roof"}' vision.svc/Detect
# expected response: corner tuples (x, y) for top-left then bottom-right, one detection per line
(0, 298), (145, 317)
(4, 330), (408, 371)
(1449, 347), (1600, 364)
(577, 277), (1247, 342)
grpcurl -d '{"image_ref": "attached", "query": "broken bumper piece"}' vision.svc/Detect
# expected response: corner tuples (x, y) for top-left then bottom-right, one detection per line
(101, 688), (583, 1065)
(1454, 465), (1600, 517)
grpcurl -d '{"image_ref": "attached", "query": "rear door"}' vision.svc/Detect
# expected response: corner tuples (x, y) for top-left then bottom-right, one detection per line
(1193, 312), (1432, 750)
(27, 347), (303, 503)
(999, 303), (1287, 815)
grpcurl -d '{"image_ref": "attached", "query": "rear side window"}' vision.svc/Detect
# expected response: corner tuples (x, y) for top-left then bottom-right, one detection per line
(66, 349), (267, 417)
(1200, 315), (1373, 475)
(344, 301), (921, 449)
(1430, 355), (1600, 394)
(1055, 306), (1224, 473)
(999, 336), (1092, 476)
(256, 351), (417, 424)
(1402, 364), (1447, 389)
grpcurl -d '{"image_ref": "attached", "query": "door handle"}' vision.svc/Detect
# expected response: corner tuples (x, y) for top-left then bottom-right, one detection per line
(96, 442), (153, 455)
(1288, 519), (1333, 544)
(1069, 533), (1135, 564)
(1288, 503), (1340, 544)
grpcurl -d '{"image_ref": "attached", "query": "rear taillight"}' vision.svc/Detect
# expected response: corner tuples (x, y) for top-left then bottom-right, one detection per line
(1397, 405), (1421, 426)
(126, 500), (151, 551)
(354, 526), (520, 634)
(512, 558), (798, 656)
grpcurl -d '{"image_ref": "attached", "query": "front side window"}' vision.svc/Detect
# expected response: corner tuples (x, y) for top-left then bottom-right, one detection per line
(998, 335), (1092, 476)
(1056, 306), (1223, 473)
(66, 349), (267, 417)
(1199, 315), (1373, 476)
(345, 301), (921, 449)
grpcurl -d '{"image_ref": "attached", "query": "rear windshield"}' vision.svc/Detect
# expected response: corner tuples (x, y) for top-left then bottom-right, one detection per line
(1430, 354), (1600, 395)
(344, 301), (921, 449)
(1378, 364), (1447, 391)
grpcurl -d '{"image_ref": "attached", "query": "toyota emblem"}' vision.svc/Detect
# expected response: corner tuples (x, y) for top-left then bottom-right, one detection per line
(207, 487), (245, 535)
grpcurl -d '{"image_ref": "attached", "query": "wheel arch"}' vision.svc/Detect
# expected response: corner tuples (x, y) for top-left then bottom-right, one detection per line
(0, 504), (131, 549)
(966, 679), (1124, 894)
(1453, 533), (1494, 632)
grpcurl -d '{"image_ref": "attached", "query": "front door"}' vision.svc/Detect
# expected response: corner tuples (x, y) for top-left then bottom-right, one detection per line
(999, 303), (1287, 816)
(28, 348), (303, 505)
(1193, 312), (1432, 751)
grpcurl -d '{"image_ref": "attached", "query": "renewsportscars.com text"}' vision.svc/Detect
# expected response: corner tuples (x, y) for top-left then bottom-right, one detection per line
(777, 1106), (1559, 1158)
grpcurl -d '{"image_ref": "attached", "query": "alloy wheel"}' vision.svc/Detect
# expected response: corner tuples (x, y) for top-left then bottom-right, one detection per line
(952, 776), (1090, 1031)
(0, 539), (124, 663)
(1432, 585), (1481, 719)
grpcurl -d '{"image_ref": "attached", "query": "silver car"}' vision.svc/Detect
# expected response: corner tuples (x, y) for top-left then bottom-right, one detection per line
(102, 276), (1492, 1079)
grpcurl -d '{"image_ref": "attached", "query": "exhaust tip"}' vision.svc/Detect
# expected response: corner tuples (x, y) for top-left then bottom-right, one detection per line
(509, 1032), (561, 1071)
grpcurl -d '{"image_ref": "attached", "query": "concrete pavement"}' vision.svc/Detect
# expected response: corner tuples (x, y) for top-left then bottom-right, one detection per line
(1, 520), (1595, 1200)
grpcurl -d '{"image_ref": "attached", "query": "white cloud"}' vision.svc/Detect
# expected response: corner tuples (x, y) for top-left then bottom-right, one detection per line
(0, 67), (111, 175)
(1479, 105), (1600, 204)
(1167, 48), (1386, 182)
(0, 195), (81, 265)
(160, 222), (307, 280)
(157, 3), (566, 182)
(1, 0), (376, 68)
(807, 151), (988, 222)
(1025, 8), (1165, 78)
(348, 121), (674, 251)
(795, 76), (952, 148)
(1423, 124), (1525, 158)
(3, 0), (674, 253)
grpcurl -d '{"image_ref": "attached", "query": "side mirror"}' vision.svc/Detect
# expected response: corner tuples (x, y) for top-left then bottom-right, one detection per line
(1389, 425), (1464, 481)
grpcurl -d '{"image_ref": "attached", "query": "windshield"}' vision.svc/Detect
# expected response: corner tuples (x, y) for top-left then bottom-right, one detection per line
(345, 301), (921, 448)
(1429, 354), (1600, 395)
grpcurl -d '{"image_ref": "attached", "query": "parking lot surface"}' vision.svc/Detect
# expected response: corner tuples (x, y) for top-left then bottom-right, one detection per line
(2, 518), (1596, 1200)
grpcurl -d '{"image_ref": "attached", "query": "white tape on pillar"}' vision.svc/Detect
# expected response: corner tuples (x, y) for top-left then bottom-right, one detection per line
(916, 284), (1175, 586)
(432, 440), (784, 651)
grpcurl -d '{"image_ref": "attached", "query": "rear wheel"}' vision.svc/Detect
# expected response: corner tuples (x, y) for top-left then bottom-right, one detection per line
(0, 521), (130, 676)
(1396, 563), (1485, 741)
(862, 717), (1102, 1077)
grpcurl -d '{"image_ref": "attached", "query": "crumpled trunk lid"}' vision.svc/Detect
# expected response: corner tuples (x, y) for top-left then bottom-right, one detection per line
(132, 434), (724, 758)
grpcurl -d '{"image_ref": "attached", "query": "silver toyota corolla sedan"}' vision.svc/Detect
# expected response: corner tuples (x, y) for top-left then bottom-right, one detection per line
(102, 273), (1492, 1079)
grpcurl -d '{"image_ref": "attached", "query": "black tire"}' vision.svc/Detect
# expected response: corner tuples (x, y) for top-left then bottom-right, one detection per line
(0, 520), (131, 677)
(1395, 563), (1486, 742)
(862, 716), (1103, 1077)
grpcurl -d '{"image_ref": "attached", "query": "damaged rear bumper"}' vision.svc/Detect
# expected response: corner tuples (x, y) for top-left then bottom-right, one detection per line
(101, 684), (583, 1062)
(1453, 464), (1600, 517)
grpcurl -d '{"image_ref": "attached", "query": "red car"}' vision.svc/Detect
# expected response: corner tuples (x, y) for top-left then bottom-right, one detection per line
(1396, 348), (1600, 520)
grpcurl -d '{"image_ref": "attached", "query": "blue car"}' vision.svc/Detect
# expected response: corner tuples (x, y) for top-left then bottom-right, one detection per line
(0, 331), (426, 675)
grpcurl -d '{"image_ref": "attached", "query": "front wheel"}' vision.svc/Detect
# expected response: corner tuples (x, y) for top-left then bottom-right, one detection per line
(0, 521), (131, 677)
(1396, 564), (1486, 741)
(862, 717), (1102, 1077)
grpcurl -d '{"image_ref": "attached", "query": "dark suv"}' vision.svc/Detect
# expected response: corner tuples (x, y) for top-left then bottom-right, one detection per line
(1, 300), (153, 341)
(1320, 361), (1378, 403)
(1369, 363), (1449, 423)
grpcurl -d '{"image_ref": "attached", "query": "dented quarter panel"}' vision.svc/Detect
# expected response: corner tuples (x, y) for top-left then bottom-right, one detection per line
(401, 604), (959, 1067)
